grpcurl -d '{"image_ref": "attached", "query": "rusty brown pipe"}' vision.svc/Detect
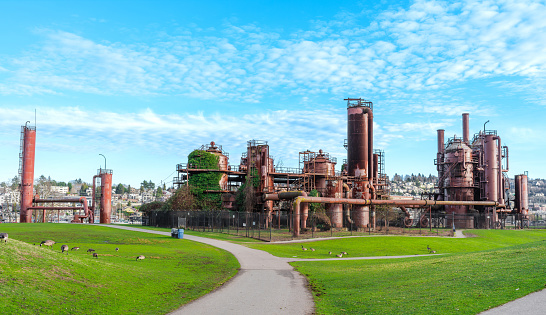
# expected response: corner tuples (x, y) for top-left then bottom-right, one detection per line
(343, 183), (354, 225)
(32, 197), (89, 222)
(462, 113), (469, 143)
(493, 136), (504, 206)
(400, 206), (413, 227)
(292, 196), (504, 236)
(264, 191), (308, 233)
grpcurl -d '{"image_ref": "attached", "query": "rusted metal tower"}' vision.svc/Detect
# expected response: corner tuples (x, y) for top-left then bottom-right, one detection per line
(346, 98), (374, 229)
(19, 122), (36, 223)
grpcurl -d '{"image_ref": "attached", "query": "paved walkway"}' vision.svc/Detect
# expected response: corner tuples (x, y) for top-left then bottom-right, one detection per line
(103, 225), (314, 315)
(479, 289), (546, 315)
(104, 225), (545, 315)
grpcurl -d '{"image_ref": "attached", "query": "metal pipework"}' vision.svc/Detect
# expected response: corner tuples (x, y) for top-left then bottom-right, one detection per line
(462, 113), (469, 143)
(33, 197), (90, 222)
(264, 191), (308, 233)
(291, 196), (503, 237)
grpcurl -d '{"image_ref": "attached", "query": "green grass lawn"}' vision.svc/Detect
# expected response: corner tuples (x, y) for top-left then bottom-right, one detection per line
(293, 241), (546, 314)
(247, 229), (546, 258)
(242, 229), (546, 314)
(0, 223), (239, 315)
(132, 225), (263, 243)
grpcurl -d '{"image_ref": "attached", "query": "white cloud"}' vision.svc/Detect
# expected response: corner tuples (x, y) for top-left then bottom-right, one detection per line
(0, 0), (545, 109)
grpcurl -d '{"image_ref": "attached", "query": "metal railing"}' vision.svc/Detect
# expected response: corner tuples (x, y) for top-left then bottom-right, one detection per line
(142, 209), (538, 242)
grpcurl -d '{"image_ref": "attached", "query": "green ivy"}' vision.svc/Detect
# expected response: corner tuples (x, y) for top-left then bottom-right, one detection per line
(187, 150), (222, 209)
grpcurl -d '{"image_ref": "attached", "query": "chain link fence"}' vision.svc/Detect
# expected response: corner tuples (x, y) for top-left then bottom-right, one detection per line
(142, 209), (536, 242)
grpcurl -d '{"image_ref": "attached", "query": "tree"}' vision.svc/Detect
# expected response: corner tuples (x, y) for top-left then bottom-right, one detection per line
(115, 183), (125, 194)
(67, 182), (72, 193)
(155, 186), (163, 198)
(80, 183), (89, 196)
(10, 176), (19, 190)
(35, 175), (52, 198)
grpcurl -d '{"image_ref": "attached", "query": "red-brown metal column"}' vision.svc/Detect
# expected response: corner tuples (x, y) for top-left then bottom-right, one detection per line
(100, 171), (113, 224)
(462, 113), (470, 143)
(347, 101), (372, 229)
(20, 125), (36, 223)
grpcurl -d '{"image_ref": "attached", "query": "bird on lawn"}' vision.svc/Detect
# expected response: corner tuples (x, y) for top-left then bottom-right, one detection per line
(93, 253), (98, 258)
(427, 245), (431, 252)
(336, 253), (343, 258)
(0, 233), (8, 243)
(328, 251), (332, 255)
(341, 251), (348, 255)
(310, 248), (315, 252)
(430, 250), (437, 254)
(61, 245), (69, 254)
(71, 246), (80, 251)
(115, 247), (119, 252)
(136, 255), (145, 261)
(301, 245), (307, 251)
(87, 248), (95, 254)
(40, 240), (55, 248)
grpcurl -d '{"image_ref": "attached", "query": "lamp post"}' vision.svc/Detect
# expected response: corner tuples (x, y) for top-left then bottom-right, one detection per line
(99, 154), (106, 170)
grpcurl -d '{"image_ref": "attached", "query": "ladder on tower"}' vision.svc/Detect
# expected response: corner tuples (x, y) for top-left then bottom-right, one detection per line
(18, 126), (25, 185)
(437, 161), (458, 187)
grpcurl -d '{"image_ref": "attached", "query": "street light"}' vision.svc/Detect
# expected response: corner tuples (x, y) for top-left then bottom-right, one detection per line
(99, 154), (106, 170)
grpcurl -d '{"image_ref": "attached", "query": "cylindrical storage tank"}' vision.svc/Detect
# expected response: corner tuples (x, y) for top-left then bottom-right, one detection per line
(348, 106), (369, 178)
(326, 180), (343, 228)
(521, 174), (529, 217)
(484, 135), (499, 203)
(347, 101), (373, 229)
(205, 142), (229, 190)
(20, 126), (36, 223)
(444, 139), (474, 229)
(305, 150), (336, 196)
(100, 171), (113, 224)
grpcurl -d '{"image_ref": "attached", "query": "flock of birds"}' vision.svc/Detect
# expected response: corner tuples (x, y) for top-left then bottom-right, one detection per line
(301, 245), (348, 258)
(0, 236), (146, 261)
(299, 244), (438, 257)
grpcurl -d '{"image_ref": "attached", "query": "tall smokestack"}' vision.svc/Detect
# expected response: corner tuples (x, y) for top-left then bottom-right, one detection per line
(437, 129), (445, 154)
(20, 124), (36, 223)
(462, 113), (469, 143)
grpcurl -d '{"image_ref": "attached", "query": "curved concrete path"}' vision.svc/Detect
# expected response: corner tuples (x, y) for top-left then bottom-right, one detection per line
(479, 289), (546, 315)
(103, 225), (314, 315)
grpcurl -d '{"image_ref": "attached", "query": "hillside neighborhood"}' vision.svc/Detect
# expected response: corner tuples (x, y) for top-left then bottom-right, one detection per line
(2, 174), (545, 223)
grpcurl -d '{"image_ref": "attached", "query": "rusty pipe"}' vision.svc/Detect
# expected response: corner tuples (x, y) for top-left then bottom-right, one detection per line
(27, 207), (85, 210)
(462, 113), (469, 143)
(32, 197), (89, 222)
(265, 191), (308, 233)
(494, 136), (504, 205)
(365, 107), (374, 182)
(343, 183), (354, 225)
(503, 146), (509, 172)
(291, 196), (504, 237)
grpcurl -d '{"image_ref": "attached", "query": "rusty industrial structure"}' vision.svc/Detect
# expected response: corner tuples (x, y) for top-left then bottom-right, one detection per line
(18, 122), (113, 223)
(174, 98), (529, 236)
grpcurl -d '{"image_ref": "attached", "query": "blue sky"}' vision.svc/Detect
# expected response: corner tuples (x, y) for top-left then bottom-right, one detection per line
(0, 0), (545, 188)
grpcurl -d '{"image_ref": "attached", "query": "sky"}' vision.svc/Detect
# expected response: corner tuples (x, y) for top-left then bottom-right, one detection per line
(0, 0), (545, 188)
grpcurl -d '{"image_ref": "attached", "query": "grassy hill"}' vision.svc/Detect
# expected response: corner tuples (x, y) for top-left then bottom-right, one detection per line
(0, 224), (239, 315)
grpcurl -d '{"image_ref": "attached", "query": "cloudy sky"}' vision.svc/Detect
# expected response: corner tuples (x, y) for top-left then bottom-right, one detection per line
(0, 0), (545, 187)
